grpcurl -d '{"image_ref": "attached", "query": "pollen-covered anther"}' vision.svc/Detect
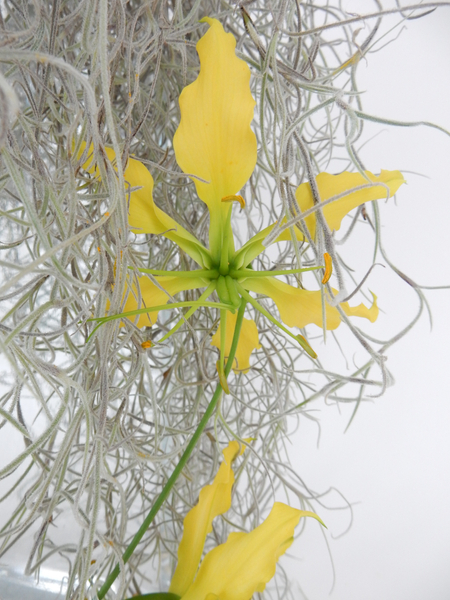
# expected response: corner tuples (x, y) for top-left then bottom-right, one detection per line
(295, 334), (317, 359)
(322, 252), (332, 284)
(221, 194), (245, 210)
(141, 340), (152, 349)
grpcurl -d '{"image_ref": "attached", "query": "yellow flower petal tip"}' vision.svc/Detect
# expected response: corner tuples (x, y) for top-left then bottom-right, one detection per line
(295, 169), (406, 239)
(216, 361), (230, 395)
(322, 252), (332, 284)
(222, 194), (246, 210)
(222, 440), (247, 462)
(341, 290), (378, 324)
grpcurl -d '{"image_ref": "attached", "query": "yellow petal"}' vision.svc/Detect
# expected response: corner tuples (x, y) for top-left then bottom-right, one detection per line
(173, 17), (257, 249)
(296, 169), (406, 239)
(181, 503), (323, 600)
(169, 441), (245, 597)
(78, 143), (210, 267)
(242, 277), (378, 330)
(121, 275), (206, 328)
(234, 170), (404, 267)
(343, 291), (379, 323)
(210, 312), (261, 374)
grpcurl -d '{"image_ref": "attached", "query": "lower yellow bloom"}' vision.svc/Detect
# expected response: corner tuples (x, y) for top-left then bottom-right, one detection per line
(169, 442), (324, 600)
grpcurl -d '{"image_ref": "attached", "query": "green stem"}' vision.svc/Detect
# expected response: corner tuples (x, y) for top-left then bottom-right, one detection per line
(96, 300), (247, 600)
(219, 308), (227, 374)
(229, 266), (322, 278)
(135, 267), (219, 279)
(225, 299), (246, 376)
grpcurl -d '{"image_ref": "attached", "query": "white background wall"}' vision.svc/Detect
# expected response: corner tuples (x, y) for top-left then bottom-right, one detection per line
(286, 3), (450, 599)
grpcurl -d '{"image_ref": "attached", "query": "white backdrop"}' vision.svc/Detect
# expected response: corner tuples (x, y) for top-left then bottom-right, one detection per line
(285, 4), (450, 599)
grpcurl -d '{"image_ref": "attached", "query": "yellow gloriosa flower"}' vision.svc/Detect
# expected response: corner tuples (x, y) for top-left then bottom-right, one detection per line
(168, 441), (324, 600)
(82, 17), (405, 377)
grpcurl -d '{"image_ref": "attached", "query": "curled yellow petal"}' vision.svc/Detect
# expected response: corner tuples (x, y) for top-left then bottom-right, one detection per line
(169, 441), (245, 597)
(78, 143), (210, 267)
(211, 312), (261, 374)
(120, 275), (206, 328)
(295, 169), (406, 239)
(173, 17), (257, 254)
(181, 503), (323, 600)
(234, 170), (405, 268)
(242, 277), (377, 330)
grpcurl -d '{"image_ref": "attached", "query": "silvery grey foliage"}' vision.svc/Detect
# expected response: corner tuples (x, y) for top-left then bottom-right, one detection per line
(0, 1), (446, 599)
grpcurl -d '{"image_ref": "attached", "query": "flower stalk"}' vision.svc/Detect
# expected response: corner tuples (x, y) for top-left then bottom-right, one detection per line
(97, 300), (248, 600)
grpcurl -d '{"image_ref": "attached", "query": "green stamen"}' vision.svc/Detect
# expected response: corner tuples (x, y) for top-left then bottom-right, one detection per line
(157, 281), (217, 344)
(219, 205), (233, 275)
(229, 266), (323, 279)
(86, 300), (235, 341)
(135, 267), (219, 279)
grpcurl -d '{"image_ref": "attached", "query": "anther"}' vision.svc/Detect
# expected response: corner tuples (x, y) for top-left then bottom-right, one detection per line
(322, 252), (332, 284)
(221, 194), (245, 210)
(296, 334), (317, 359)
